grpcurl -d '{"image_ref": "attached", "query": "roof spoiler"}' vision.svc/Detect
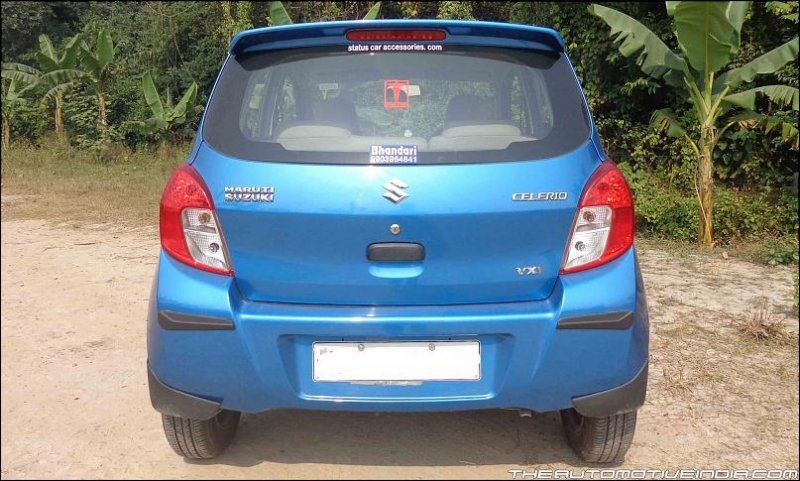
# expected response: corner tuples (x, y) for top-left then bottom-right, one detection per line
(230, 20), (566, 55)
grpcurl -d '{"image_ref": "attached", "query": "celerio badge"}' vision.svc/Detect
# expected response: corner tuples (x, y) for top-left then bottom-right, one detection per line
(512, 192), (568, 201)
(224, 186), (274, 202)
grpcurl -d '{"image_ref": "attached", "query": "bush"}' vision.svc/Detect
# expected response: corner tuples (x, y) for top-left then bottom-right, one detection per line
(758, 237), (800, 266)
(11, 102), (50, 146)
(620, 162), (799, 248)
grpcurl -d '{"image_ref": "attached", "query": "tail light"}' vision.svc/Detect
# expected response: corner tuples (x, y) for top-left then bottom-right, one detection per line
(160, 165), (232, 276)
(561, 161), (634, 274)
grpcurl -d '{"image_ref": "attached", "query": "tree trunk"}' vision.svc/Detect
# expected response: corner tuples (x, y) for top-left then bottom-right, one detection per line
(54, 95), (66, 142)
(2, 120), (10, 150)
(98, 91), (108, 129)
(697, 130), (715, 245)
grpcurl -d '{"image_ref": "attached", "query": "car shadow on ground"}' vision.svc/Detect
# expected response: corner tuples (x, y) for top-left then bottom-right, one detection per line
(189, 409), (588, 468)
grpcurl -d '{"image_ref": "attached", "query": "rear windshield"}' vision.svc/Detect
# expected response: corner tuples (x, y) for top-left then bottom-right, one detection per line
(203, 46), (590, 164)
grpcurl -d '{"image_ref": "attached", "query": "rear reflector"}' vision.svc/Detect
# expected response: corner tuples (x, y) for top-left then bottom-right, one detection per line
(346, 29), (446, 42)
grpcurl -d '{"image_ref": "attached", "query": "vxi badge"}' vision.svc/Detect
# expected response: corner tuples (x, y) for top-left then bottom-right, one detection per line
(516, 266), (542, 276)
(511, 192), (568, 201)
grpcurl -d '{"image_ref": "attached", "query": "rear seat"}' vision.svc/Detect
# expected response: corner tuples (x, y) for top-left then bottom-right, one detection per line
(277, 123), (532, 152)
(278, 124), (428, 151)
(429, 94), (534, 150)
(429, 123), (533, 151)
(276, 93), (532, 152)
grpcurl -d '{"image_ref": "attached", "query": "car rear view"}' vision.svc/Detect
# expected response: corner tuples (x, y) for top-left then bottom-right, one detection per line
(147, 20), (649, 463)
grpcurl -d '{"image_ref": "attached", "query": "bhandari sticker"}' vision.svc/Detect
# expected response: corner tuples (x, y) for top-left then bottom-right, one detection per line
(370, 145), (418, 164)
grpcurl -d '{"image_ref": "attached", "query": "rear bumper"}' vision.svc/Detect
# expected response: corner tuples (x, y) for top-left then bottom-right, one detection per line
(147, 248), (649, 416)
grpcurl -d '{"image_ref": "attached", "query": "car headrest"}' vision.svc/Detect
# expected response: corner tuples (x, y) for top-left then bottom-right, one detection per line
(314, 98), (360, 134)
(445, 94), (493, 124)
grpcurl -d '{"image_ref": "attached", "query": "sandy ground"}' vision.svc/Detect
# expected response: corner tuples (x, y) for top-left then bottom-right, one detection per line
(1, 217), (798, 479)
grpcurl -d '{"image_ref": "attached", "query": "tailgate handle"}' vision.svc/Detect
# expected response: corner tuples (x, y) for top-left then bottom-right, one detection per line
(367, 243), (425, 262)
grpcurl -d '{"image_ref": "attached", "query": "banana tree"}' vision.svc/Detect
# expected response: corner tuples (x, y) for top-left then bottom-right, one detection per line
(78, 29), (115, 132)
(1, 77), (33, 149)
(1, 34), (82, 141)
(590, 2), (799, 244)
(127, 71), (200, 143)
(268, 1), (381, 25)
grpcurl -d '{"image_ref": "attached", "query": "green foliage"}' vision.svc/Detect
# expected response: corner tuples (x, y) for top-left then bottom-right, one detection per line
(438, 2), (475, 20)
(65, 2), (223, 148)
(218, 2), (254, 46)
(2, 33), (83, 139)
(268, 1), (294, 26)
(589, 2), (799, 133)
(717, 38), (799, 90)
(79, 29), (114, 77)
(78, 27), (115, 132)
(587, 4), (688, 85)
(364, 2), (383, 20)
(619, 161), (799, 245)
(1, 77), (34, 147)
(10, 100), (50, 143)
(765, 1), (799, 22)
(0, 2), (86, 62)
(668, 1), (747, 74)
(126, 71), (200, 142)
(61, 86), (122, 150)
(590, 1), (799, 244)
(268, 1), (382, 24)
(1, 78), (32, 119)
(759, 237), (800, 265)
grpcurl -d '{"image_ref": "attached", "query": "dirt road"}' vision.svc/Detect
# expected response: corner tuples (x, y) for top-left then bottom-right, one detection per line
(2, 218), (798, 479)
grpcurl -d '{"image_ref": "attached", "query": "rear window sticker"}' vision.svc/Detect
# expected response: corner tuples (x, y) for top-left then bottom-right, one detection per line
(384, 79), (410, 109)
(369, 145), (418, 164)
(347, 44), (444, 53)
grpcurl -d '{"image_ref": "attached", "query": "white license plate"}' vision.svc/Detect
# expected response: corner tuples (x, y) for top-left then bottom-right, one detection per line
(312, 341), (481, 382)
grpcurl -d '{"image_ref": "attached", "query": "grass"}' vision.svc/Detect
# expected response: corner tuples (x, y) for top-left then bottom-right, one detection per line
(736, 299), (797, 346)
(660, 365), (695, 398)
(637, 236), (799, 268)
(655, 326), (723, 399)
(1, 140), (186, 225)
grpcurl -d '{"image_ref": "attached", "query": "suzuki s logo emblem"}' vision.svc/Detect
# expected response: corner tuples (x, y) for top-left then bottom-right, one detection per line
(383, 178), (409, 204)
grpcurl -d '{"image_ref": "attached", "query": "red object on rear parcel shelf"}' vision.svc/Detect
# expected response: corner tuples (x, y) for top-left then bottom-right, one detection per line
(384, 79), (410, 109)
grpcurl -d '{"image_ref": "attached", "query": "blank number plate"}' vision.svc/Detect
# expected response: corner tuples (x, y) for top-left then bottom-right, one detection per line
(312, 341), (481, 382)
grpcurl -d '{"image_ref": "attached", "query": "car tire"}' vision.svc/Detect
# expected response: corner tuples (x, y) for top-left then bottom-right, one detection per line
(161, 410), (241, 459)
(560, 408), (636, 463)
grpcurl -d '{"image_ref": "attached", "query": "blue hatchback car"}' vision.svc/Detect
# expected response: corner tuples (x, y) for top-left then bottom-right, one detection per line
(147, 20), (649, 463)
